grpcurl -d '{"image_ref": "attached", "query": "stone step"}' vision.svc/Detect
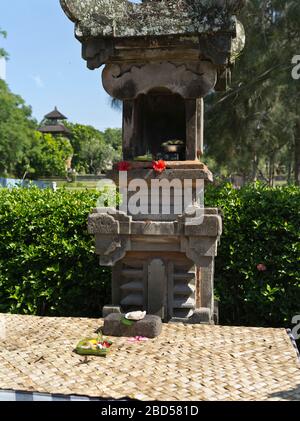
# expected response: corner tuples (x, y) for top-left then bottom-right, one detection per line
(121, 293), (143, 306)
(122, 269), (143, 279)
(120, 281), (143, 292)
(173, 297), (195, 309)
(173, 309), (194, 319)
(173, 284), (195, 295)
(173, 272), (195, 281)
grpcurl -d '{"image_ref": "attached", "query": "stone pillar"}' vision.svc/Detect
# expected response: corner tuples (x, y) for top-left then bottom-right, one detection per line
(198, 257), (215, 316)
(185, 98), (204, 160)
(123, 100), (136, 160)
(197, 98), (204, 157)
(112, 262), (122, 306)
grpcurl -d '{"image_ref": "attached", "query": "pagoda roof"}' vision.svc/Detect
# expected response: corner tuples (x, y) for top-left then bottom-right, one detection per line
(38, 124), (72, 135)
(44, 107), (67, 120)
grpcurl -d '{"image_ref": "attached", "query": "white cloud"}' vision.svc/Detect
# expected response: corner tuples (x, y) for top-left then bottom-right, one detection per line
(31, 74), (44, 88)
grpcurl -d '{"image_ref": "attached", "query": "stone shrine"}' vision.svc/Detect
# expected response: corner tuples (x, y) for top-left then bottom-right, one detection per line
(60, 0), (245, 323)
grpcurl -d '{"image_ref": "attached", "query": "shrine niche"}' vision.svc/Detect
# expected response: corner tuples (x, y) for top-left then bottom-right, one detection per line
(60, 0), (245, 323)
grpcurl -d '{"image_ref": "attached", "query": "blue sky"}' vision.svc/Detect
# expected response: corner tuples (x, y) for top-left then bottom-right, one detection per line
(0, 0), (123, 130)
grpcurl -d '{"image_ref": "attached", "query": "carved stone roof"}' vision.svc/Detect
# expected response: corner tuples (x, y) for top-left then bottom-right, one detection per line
(60, 0), (245, 39)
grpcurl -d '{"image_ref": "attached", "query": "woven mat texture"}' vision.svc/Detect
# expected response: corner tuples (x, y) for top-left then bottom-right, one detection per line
(0, 314), (299, 401)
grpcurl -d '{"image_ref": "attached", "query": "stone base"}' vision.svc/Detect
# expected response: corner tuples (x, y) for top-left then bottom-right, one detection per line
(102, 313), (162, 338)
(213, 301), (219, 325)
(170, 307), (214, 325)
(102, 305), (121, 318)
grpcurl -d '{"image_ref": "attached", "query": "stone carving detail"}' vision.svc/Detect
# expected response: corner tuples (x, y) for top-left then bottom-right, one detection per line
(89, 210), (222, 269)
(102, 61), (217, 100)
(95, 234), (130, 267)
(82, 39), (114, 70)
(88, 213), (119, 235)
(181, 237), (214, 268)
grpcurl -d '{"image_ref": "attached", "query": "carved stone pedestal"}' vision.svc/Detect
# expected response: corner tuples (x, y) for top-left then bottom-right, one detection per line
(88, 206), (222, 323)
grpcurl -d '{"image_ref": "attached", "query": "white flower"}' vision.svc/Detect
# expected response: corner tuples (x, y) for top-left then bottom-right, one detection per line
(125, 311), (146, 321)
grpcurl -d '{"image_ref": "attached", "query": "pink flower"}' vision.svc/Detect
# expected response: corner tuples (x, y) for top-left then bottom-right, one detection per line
(117, 161), (131, 171)
(127, 336), (149, 343)
(152, 160), (166, 173)
(257, 263), (267, 272)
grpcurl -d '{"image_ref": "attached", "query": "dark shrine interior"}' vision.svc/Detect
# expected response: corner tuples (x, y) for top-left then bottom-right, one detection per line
(134, 89), (186, 160)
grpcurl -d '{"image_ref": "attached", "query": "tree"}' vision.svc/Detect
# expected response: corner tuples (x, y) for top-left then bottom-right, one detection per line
(23, 132), (74, 178)
(79, 135), (113, 174)
(205, 0), (300, 185)
(278, 0), (300, 185)
(0, 28), (8, 59)
(102, 128), (122, 154)
(66, 123), (121, 174)
(0, 78), (121, 178)
(0, 79), (36, 176)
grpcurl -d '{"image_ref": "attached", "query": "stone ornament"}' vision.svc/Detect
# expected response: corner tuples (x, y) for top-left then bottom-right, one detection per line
(94, 235), (130, 267)
(102, 62), (218, 100)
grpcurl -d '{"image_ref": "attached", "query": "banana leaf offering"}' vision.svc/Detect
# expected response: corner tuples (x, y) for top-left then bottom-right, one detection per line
(75, 335), (113, 357)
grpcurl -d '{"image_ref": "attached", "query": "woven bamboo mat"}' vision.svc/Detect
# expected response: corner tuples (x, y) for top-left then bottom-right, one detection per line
(0, 313), (299, 401)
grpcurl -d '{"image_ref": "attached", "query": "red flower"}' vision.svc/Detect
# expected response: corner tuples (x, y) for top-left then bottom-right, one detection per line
(117, 161), (131, 171)
(257, 263), (267, 272)
(152, 160), (166, 174)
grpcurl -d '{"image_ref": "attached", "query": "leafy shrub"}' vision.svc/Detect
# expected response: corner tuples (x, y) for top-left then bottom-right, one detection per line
(0, 184), (299, 327)
(0, 188), (110, 317)
(205, 183), (300, 327)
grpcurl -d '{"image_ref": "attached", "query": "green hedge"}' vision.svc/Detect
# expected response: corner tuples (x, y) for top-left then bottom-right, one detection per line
(0, 184), (299, 326)
(205, 183), (300, 327)
(0, 188), (110, 317)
